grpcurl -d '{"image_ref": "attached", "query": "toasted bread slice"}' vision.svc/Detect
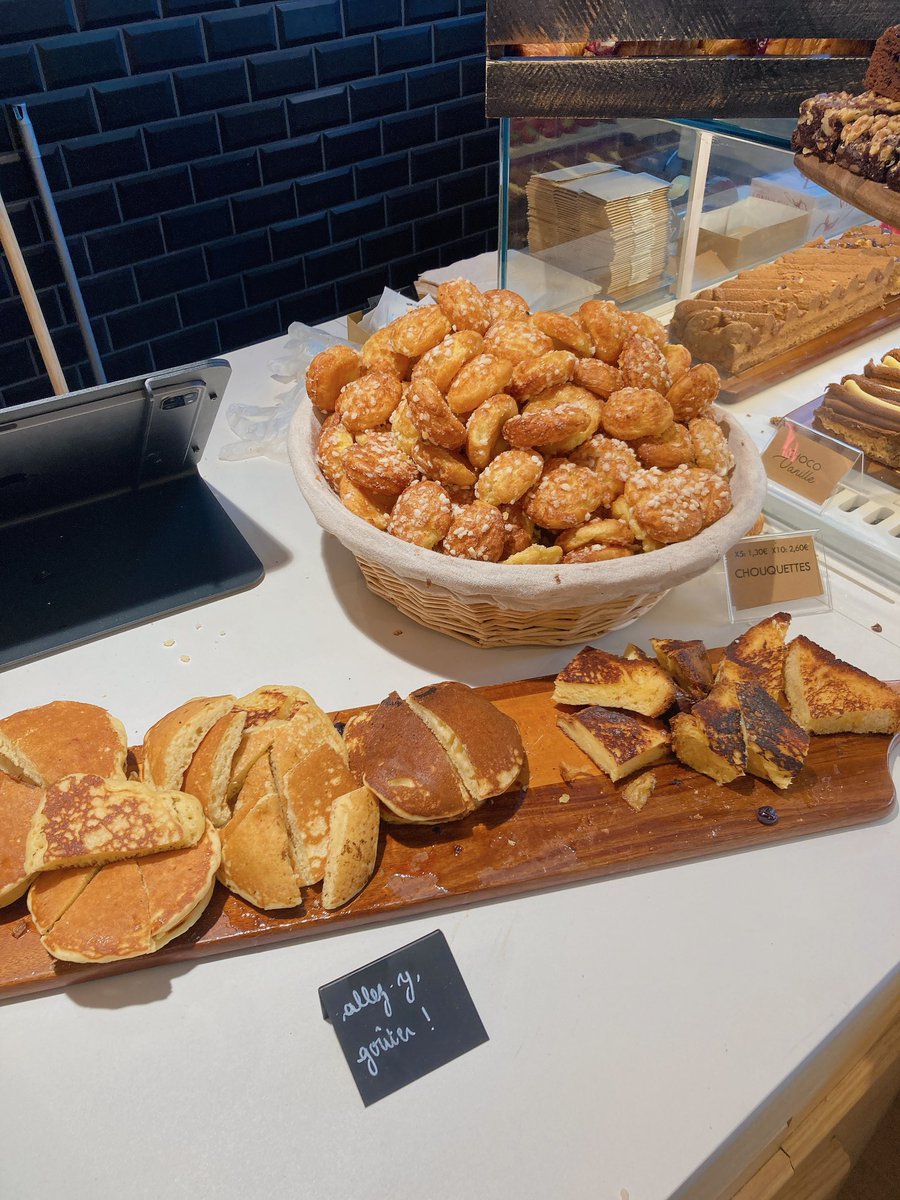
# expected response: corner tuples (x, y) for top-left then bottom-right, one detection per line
(557, 707), (670, 782)
(651, 638), (714, 700)
(623, 643), (653, 661)
(218, 792), (302, 910)
(716, 613), (791, 699)
(273, 739), (356, 886)
(358, 693), (473, 823)
(182, 710), (247, 827)
(554, 646), (676, 717)
(735, 682), (809, 789)
(784, 636), (900, 734)
(37, 860), (153, 963)
(321, 786), (380, 911)
(0, 701), (128, 788)
(671, 682), (747, 784)
(405, 682), (526, 803)
(24, 774), (205, 873)
(144, 696), (235, 791)
(621, 772), (657, 812)
(0, 773), (43, 907)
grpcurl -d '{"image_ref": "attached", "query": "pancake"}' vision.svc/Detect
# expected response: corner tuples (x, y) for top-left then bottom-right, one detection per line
(39, 860), (153, 963)
(182, 710), (247, 827)
(138, 821), (221, 941)
(144, 695), (235, 791)
(0, 730), (43, 786)
(0, 772), (43, 907)
(0, 701), (128, 788)
(217, 792), (302, 910)
(275, 741), (357, 886)
(405, 682), (526, 803)
(24, 774), (205, 873)
(28, 864), (99, 931)
(232, 749), (277, 821)
(321, 787), (380, 911)
(226, 686), (319, 800)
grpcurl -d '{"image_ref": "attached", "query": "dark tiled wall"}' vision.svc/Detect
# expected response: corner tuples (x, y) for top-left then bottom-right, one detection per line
(0, 1), (497, 407)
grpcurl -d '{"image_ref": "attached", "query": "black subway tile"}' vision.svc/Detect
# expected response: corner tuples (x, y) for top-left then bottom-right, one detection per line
(118, 164), (194, 219)
(376, 25), (431, 73)
(437, 94), (487, 140)
(135, 246), (208, 299)
(0, 294), (47, 341)
(437, 231), (486, 267)
(260, 133), (322, 183)
(144, 113), (220, 167)
(415, 207), (463, 251)
(406, 60), (458, 106)
(0, 341), (37, 385)
(382, 106), (434, 153)
(0, 158), (33, 204)
(4, 375), (64, 408)
(287, 86), (348, 136)
(231, 181), (295, 231)
(243, 256), (304, 306)
(344, 0), (400, 34)
(93, 73), (177, 131)
(276, 1), (341, 47)
(176, 275), (244, 325)
(410, 136), (460, 183)
(0, 47), (43, 100)
(304, 240), (360, 287)
(460, 0), (484, 10)
(248, 46), (314, 99)
(362, 223), (413, 268)
(203, 6), (276, 58)
(354, 151), (407, 199)
(463, 195), (497, 236)
(151, 320), (221, 371)
(349, 73), (406, 121)
(335, 265), (390, 312)
(462, 126), (497, 169)
(192, 148), (260, 201)
(23, 87), (99, 143)
(433, 14), (485, 61)
(219, 99), (287, 151)
(55, 182), (121, 234)
(103, 342), (155, 382)
(269, 212), (328, 259)
(406, 0), (455, 18)
(460, 53), (485, 96)
(278, 283), (337, 327)
(174, 61), (249, 115)
(21, 244), (64, 290)
(315, 36), (375, 86)
(294, 166), (353, 215)
(437, 163), (484, 209)
(107, 296), (180, 350)
(79, 1), (161, 30)
(387, 249), (436, 290)
(39, 28), (127, 89)
(67, 235), (91, 277)
(323, 120), (381, 170)
(65, 128), (147, 186)
(79, 267), (139, 316)
(218, 301), (282, 351)
(124, 16), (205, 74)
(9, 203), (45, 251)
(4, 1), (78, 40)
(86, 216), (164, 270)
(205, 228), (270, 279)
(163, 197), (232, 248)
(329, 194), (384, 243)
(162, 0), (238, 12)
(385, 179), (436, 225)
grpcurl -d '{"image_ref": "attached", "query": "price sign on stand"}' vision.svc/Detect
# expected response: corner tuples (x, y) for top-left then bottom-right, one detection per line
(319, 930), (488, 1106)
(762, 420), (861, 506)
(724, 531), (830, 622)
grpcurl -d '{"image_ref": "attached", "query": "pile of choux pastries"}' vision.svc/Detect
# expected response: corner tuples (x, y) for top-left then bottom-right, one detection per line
(306, 281), (735, 565)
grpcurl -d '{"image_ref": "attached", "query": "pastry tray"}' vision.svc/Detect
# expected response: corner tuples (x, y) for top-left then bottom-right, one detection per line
(2, 670), (896, 1000)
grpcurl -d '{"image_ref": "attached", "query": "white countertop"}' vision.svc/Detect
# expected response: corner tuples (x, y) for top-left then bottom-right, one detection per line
(1, 335), (899, 1200)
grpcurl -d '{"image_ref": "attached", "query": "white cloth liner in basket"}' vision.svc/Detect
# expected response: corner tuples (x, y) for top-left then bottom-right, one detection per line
(288, 403), (768, 612)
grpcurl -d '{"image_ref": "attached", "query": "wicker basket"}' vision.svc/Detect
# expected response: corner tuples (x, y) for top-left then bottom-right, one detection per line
(288, 404), (767, 647)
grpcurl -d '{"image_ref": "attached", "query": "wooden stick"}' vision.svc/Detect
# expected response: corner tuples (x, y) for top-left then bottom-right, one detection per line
(0, 188), (68, 396)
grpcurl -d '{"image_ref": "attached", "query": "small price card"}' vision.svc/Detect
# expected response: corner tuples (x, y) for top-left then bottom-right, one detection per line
(724, 531), (830, 621)
(762, 420), (861, 507)
(319, 930), (488, 1106)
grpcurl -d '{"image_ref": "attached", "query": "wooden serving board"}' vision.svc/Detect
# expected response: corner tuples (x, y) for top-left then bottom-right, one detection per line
(794, 152), (900, 233)
(1, 674), (896, 1000)
(714, 294), (900, 404)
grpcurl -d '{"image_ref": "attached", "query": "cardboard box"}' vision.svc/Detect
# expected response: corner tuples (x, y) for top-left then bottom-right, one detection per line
(345, 311), (369, 345)
(697, 197), (810, 270)
(750, 170), (861, 240)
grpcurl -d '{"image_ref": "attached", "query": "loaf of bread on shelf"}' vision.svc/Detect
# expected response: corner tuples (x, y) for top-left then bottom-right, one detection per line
(783, 636), (900, 734)
(557, 706), (670, 782)
(554, 646), (677, 716)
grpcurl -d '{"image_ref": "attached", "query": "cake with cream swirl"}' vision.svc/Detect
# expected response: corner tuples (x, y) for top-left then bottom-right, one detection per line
(815, 349), (900, 469)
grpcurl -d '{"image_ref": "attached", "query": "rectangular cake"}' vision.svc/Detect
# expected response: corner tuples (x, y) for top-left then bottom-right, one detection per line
(815, 349), (900, 469)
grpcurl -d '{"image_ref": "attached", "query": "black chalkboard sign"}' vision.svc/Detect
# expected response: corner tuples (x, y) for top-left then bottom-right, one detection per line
(319, 930), (489, 1106)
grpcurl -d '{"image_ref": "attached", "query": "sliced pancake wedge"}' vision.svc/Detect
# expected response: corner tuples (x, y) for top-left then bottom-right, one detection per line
(322, 787), (380, 911)
(137, 821), (221, 942)
(554, 646), (676, 717)
(651, 638), (714, 701)
(182, 709), (247, 826)
(715, 612), (791, 699)
(28, 864), (99, 931)
(0, 701), (128, 788)
(217, 792), (302, 910)
(38, 860), (153, 963)
(557, 707), (670, 783)
(272, 737), (356, 886)
(670, 682), (747, 785)
(784, 636), (900, 734)
(355, 692), (473, 823)
(735, 682), (809, 790)
(0, 730), (45, 786)
(226, 686), (319, 800)
(232, 750), (278, 822)
(143, 695), (235, 791)
(405, 681), (525, 803)
(24, 774), (205, 873)
(0, 772), (44, 907)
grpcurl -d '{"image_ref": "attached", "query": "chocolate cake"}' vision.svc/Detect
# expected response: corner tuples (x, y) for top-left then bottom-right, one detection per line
(815, 349), (900, 468)
(791, 90), (900, 190)
(864, 25), (900, 103)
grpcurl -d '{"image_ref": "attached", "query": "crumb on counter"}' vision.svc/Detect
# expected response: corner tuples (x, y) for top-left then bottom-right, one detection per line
(872, 623), (882, 632)
(622, 772), (657, 813)
(163, 639), (174, 647)
(180, 655), (191, 663)
(558, 792), (570, 804)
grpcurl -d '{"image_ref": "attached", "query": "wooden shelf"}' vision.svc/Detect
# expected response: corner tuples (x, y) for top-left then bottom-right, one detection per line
(794, 152), (900, 229)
